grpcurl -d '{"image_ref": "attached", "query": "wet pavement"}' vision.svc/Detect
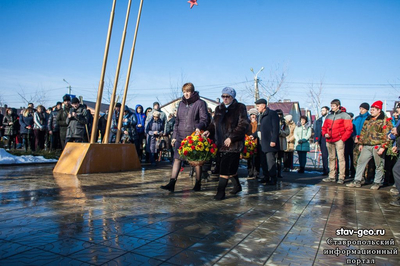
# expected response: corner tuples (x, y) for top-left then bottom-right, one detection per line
(0, 162), (399, 265)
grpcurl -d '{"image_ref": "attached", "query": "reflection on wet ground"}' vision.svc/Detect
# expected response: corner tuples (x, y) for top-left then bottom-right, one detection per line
(0, 164), (399, 265)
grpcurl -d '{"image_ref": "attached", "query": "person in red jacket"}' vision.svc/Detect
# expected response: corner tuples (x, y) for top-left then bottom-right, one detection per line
(321, 99), (353, 184)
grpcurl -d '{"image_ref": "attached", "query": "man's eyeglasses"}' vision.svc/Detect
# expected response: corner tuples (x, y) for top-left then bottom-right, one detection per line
(221, 95), (231, 99)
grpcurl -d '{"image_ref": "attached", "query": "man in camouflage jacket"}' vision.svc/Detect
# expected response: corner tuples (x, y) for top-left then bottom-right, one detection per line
(347, 101), (393, 190)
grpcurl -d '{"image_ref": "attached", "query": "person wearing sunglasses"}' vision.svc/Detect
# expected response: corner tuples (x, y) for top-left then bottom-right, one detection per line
(203, 87), (249, 200)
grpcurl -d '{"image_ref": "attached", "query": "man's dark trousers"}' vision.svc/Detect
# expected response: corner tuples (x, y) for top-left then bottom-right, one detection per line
(320, 137), (329, 174)
(260, 151), (277, 183)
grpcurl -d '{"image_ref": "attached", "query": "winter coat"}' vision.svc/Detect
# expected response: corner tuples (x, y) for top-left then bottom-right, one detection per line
(165, 116), (175, 136)
(172, 91), (209, 143)
(145, 109), (166, 128)
(246, 120), (258, 145)
(285, 120), (296, 152)
(66, 104), (88, 139)
(358, 111), (393, 148)
(294, 123), (312, 152)
(47, 109), (60, 132)
(145, 118), (164, 153)
(19, 113), (34, 135)
(352, 112), (369, 137)
(33, 111), (46, 131)
(2, 114), (18, 136)
(121, 109), (138, 143)
(313, 115), (328, 143)
(279, 118), (290, 151)
(0, 113), (3, 137)
(208, 99), (249, 153)
(321, 109), (353, 143)
(56, 105), (71, 136)
(135, 105), (146, 134)
(256, 108), (280, 153)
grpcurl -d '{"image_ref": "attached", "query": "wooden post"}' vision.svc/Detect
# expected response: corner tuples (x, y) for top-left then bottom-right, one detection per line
(116, 0), (144, 143)
(90, 0), (117, 144)
(104, 0), (133, 144)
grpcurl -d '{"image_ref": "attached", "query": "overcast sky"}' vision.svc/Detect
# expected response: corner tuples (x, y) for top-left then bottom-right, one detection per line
(1, 0), (399, 115)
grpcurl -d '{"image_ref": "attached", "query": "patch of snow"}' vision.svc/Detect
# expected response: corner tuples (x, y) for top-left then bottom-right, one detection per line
(0, 148), (57, 164)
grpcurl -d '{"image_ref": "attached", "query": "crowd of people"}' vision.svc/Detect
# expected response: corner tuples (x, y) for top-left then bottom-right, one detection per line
(1, 88), (400, 205)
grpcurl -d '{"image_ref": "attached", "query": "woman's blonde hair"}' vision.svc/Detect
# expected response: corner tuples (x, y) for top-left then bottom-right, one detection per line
(23, 107), (33, 117)
(36, 105), (44, 112)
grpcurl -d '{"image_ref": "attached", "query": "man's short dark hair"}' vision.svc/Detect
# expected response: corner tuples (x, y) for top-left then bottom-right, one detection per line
(330, 99), (341, 106)
(322, 106), (330, 111)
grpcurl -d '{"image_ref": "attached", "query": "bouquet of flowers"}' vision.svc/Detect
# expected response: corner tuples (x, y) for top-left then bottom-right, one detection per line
(241, 135), (257, 159)
(178, 131), (218, 166)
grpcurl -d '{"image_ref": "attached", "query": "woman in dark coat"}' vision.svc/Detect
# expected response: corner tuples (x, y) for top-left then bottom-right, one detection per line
(160, 82), (209, 192)
(145, 111), (164, 166)
(2, 108), (18, 150)
(203, 87), (249, 200)
(19, 107), (35, 152)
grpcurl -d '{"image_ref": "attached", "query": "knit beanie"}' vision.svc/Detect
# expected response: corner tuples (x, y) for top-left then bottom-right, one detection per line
(359, 102), (370, 111)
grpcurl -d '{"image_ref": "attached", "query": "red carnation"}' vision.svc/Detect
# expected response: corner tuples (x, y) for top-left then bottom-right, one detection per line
(184, 150), (188, 156)
(189, 140), (194, 144)
(188, 136), (192, 140)
(356, 135), (360, 138)
(243, 148), (247, 153)
(208, 138), (212, 144)
(212, 143), (217, 149)
(191, 146), (195, 150)
(383, 125), (387, 129)
(210, 148), (215, 153)
(316, 137), (319, 141)
(387, 118), (392, 121)
(199, 137), (204, 142)
(374, 146), (379, 149)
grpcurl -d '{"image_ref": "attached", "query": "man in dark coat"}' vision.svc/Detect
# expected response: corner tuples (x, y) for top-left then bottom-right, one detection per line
(48, 102), (62, 150)
(255, 98), (280, 185)
(204, 87), (249, 200)
(65, 98), (88, 143)
(313, 106), (330, 175)
(56, 95), (72, 149)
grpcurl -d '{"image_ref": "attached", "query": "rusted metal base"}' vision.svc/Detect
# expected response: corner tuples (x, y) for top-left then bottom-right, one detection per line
(53, 143), (141, 175)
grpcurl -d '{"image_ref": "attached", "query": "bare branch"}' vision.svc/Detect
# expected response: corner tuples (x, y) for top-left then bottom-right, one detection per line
(307, 77), (324, 119)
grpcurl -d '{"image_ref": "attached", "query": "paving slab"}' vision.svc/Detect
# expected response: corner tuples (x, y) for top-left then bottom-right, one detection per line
(0, 163), (399, 265)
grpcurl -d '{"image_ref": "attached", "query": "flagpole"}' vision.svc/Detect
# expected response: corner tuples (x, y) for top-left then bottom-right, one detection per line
(104, 0), (133, 144)
(90, 0), (117, 144)
(116, 0), (144, 143)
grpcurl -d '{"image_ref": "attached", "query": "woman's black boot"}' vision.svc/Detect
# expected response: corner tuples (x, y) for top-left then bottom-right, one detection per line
(214, 177), (228, 200)
(160, 178), (176, 192)
(192, 179), (201, 191)
(229, 175), (242, 194)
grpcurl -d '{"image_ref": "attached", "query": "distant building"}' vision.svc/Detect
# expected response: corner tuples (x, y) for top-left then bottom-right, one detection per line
(83, 100), (111, 115)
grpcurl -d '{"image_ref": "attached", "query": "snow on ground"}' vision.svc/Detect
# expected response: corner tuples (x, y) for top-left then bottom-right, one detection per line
(0, 148), (57, 164)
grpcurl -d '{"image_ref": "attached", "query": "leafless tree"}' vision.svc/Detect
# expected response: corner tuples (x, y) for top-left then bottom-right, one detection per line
(0, 95), (5, 107)
(102, 76), (135, 107)
(17, 87), (48, 107)
(244, 65), (287, 104)
(169, 71), (187, 101)
(308, 78), (324, 119)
